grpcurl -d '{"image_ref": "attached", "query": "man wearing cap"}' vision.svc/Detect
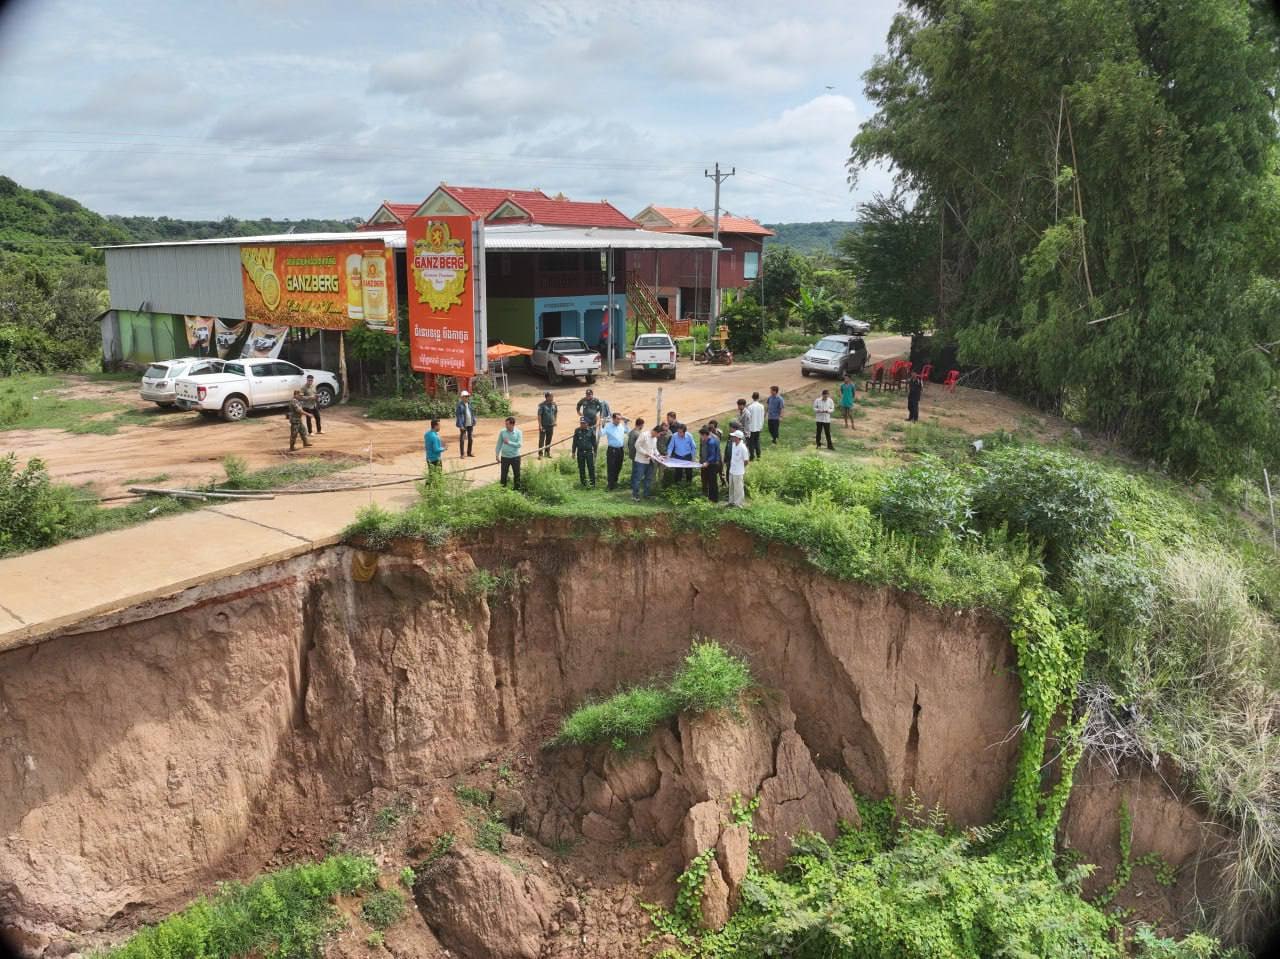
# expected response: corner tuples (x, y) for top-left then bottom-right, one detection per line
(536, 391), (558, 458)
(727, 430), (749, 507)
(699, 425), (721, 503)
(576, 388), (608, 437)
(602, 411), (629, 491)
(455, 390), (477, 458)
(495, 416), (523, 489)
(632, 424), (659, 501)
(571, 416), (597, 487)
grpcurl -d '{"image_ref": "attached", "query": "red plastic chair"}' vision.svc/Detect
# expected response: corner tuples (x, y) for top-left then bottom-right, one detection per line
(943, 369), (960, 392)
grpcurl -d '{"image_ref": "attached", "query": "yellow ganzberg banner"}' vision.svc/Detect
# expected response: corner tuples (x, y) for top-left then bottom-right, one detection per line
(240, 240), (397, 332)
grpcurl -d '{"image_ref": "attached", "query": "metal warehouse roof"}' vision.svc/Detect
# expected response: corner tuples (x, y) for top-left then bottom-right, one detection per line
(98, 225), (720, 253)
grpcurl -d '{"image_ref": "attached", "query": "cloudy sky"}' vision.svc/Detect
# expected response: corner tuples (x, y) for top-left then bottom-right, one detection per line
(0, 0), (900, 223)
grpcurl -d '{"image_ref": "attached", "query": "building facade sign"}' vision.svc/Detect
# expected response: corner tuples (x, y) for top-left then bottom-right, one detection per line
(406, 216), (487, 377)
(240, 240), (396, 332)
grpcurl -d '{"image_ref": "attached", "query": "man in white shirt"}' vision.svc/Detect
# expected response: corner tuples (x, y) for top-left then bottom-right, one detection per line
(745, 391), (766, 461)
(727, 430), (750, 507)
(632, 425), (659, 501)
(813, 389), (835, 450)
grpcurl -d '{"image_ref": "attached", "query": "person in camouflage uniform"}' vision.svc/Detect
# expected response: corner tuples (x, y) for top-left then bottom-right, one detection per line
(288, 390), (312, 451)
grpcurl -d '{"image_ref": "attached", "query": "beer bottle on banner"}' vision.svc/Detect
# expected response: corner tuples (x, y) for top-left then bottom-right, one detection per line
(346, 253), (364, 320)
(362, 251), (388, 327)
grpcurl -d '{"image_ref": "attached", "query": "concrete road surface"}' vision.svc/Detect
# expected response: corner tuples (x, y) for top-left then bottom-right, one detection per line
(0, 337), (909, 650)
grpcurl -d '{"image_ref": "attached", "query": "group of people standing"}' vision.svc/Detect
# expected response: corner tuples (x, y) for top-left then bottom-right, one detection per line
(421, 366), (922, 502)
(285, 375), (324, 451)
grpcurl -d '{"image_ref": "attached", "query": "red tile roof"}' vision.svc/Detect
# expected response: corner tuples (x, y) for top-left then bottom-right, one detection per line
(637, 204), (774, 237)
(363, 186), (639, 230)
(493, 195), (638, 229)
(438, 185), (548, 215)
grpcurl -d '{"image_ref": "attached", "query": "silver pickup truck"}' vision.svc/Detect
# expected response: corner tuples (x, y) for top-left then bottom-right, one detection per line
(528, 337), (601, 385)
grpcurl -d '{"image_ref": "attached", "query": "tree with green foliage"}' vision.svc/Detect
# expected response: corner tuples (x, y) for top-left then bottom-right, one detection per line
(786, 286), (845, 335)
(849, 0), (1280, 477)
(751, 246), (811, 326)
(837, 189), (938, 334)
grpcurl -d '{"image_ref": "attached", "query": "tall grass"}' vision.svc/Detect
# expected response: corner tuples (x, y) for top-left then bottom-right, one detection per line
(551, 640), (752, 748)
(102, 855), (380, 959)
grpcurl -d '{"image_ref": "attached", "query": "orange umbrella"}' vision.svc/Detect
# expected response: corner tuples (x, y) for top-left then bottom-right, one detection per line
(486, 342), (533, 360)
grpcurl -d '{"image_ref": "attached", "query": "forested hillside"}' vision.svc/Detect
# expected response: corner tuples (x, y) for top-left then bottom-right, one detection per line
(0, 175), (357, 375)
(764, 220), (857, 253)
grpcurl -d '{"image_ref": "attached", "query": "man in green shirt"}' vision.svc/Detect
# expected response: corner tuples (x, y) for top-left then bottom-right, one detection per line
(536, 391), (558, 458)
(571, 416), (597, 487)
(495, 416), (523, 489)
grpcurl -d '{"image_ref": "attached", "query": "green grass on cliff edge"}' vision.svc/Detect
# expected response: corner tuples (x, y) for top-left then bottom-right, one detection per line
(346, 438), (1280, 948)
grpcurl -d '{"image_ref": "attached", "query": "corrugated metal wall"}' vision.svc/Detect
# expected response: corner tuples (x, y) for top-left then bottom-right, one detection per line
(105, 245), (245, 319)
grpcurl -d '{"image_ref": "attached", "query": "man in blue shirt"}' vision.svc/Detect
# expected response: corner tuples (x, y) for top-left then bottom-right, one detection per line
(424, 418), (446, 477)
(766, 386), (785, 444)
(699, 425), (721, 502)
(602, 411), (629, 491)
(666, 422), (696, 484)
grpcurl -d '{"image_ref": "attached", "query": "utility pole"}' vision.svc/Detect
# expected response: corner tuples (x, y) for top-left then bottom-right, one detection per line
(705, 162), (735, 325)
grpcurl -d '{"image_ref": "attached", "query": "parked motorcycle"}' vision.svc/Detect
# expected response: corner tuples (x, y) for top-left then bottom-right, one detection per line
(697, 342), (734, 365)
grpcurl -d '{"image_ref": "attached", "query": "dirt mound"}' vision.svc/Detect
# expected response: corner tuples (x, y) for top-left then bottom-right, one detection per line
(0, 520), (1219, 955)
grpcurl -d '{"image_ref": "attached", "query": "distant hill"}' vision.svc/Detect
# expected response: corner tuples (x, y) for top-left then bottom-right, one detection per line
(765, 221), (858, 254)
(0, 175), (133, 266)
(0, 175), (357, 270)
(106, 214), (361, 244)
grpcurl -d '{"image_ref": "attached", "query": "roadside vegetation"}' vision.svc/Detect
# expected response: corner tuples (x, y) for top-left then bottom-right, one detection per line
(0, 373), (160, 434)
(0, 454), (355, 558)
(348, 423), (1279, 948)
(363, 375), (512, 421)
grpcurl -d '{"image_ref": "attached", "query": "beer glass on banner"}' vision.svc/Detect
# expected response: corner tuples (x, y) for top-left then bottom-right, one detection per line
(361, 251), (388, 328)
(346, 253), (364, 320)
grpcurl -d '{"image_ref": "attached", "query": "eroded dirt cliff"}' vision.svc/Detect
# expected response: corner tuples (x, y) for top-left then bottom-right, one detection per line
(0, 520), (1216, 955)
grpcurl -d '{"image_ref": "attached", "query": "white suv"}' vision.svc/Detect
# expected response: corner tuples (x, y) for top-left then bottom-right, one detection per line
(139, 358), (224, 407)
(174, 358), (340, 422)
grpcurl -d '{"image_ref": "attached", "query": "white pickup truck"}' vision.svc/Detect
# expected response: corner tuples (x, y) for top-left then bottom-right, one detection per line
(174, 358), (340, 422)
(629, 332), (677, 380)
(528, 336), (601, 385)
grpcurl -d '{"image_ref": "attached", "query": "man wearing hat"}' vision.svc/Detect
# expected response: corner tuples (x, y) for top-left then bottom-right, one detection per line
(571, 416), (598, 487)
(727, 429), (749, 507)
(455, 390), (477, 458)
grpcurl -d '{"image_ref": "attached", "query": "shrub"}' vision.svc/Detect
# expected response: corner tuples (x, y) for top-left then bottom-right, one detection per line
(521, 462), (572, 504)
(668, 640), (753, 714)
(0, 454), (89, 556)
(875, 455), (973, 539)
(972, 446), (1112, 564)
(361, 888), (406, 931)
(551, 641), (752, 748)
(366, 384), (511, 421)
(746, 454), (870, 505)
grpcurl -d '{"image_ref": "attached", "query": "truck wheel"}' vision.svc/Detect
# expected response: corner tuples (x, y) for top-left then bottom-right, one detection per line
(548, 366), (561, 385)
(221, 396), (249, 422)
(316, 385), (336, 408)
(666, 370), (676, 380)
(585, 373), (597, 384)
(801, 368), (811, 377)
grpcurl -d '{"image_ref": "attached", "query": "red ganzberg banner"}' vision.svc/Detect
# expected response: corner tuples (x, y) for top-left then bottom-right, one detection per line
(241, 240), (396, 332)
(406, 215), (481, 377)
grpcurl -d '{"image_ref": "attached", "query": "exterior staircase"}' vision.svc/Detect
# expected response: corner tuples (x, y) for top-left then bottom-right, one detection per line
(626, 270), (673, 336)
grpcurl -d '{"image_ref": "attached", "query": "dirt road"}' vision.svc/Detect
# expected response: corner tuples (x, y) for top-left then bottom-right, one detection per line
(8, 337), (910, 498)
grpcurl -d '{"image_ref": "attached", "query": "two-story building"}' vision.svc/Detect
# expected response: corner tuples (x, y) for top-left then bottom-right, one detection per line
(628, 206), (774, 323)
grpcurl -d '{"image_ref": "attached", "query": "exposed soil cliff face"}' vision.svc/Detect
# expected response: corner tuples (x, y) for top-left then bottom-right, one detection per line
(0, 520), (1216, 953)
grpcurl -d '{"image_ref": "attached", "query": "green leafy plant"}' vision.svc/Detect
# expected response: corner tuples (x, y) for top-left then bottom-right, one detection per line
(102, 854), (379, 959)
(360, 888), (406, 931)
